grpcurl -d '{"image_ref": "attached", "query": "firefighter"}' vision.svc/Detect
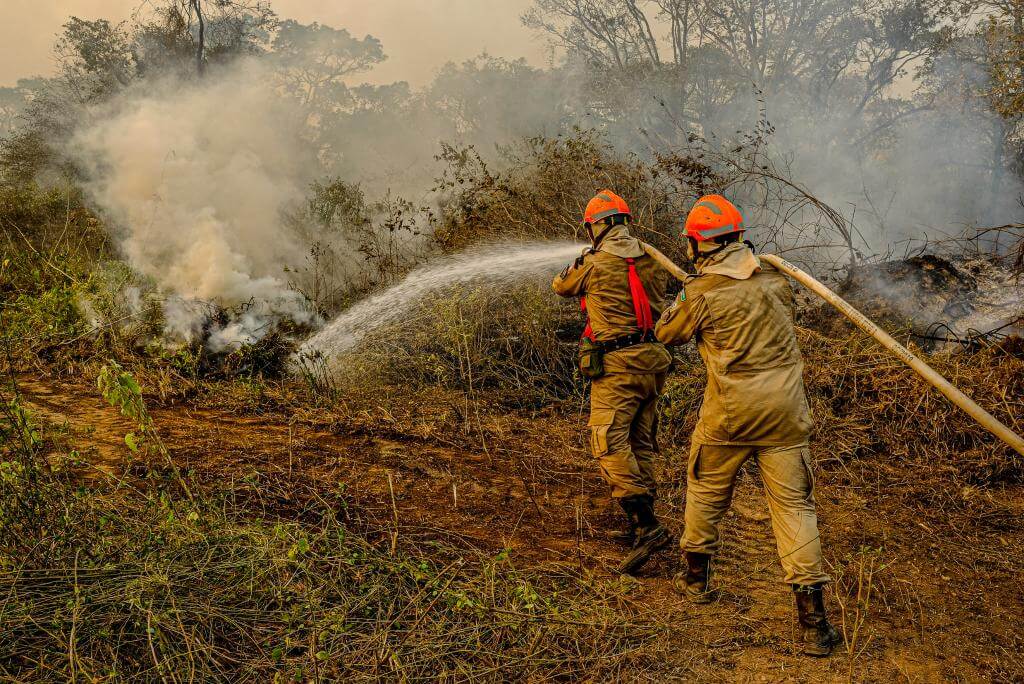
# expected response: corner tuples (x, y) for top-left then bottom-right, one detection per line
(655, 195), (841, 657)
(552, 190), (673, 574)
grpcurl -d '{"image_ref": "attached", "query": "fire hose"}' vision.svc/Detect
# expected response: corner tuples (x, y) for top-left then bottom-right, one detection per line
(642, 243), (1024, 457)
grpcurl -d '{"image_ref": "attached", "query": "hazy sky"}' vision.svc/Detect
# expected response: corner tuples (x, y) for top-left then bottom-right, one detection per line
(0, 0), (550, 87)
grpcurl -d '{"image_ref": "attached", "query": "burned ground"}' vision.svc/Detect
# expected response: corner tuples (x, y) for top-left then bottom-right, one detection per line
(836, 255), (1024, 352)
(11, 317), (1024, 681)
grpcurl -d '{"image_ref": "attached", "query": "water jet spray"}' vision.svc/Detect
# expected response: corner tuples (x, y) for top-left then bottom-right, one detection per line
(295, 241), (587, 368)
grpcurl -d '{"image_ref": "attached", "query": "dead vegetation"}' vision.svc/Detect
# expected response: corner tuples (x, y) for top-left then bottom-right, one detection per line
(4, 310), (1023, 680)
(2, 109), (1023, 684)
(2, 0), (1024, 677)
(333, 282), (581, 407)
(0, 465), (659, 681)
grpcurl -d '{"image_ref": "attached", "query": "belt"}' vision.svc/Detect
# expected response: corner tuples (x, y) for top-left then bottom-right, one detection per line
(598, 330), (658, 353)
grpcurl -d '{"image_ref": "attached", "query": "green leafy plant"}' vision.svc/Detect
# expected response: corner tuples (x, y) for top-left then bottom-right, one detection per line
(97, 361), (192, 499)
(1, 396), (40, 451)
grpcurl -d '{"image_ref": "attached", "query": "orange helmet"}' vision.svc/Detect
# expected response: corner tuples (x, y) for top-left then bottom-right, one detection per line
(583, 190), (631, 226)
(684, 195), (744, 241)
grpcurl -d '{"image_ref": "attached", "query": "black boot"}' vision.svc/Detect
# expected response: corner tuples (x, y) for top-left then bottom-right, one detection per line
(672, 551), (714, 604)
(794, 584), (842, 657)
(607, 497), (639, 545)
(616, 495), (670, 575)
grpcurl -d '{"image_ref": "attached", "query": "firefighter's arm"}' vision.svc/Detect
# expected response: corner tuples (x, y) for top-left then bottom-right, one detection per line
(655, 285), (709, 345)
(551, 250), (594, 297)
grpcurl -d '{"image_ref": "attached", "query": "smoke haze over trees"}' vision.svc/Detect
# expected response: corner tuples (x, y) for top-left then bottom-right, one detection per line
(4, 6), (1024, 682)
(1, 0), (1021, 344)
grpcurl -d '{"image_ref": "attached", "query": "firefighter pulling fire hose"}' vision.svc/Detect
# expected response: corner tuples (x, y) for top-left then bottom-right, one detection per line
(654, 194), (841, 656)
(559, 191), (1021, 657)
(641, 228), (1024, 457)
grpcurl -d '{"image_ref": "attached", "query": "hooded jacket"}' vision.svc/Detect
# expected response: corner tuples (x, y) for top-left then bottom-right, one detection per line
(552, 225), (672, 374)
(655, 243), (812, 445)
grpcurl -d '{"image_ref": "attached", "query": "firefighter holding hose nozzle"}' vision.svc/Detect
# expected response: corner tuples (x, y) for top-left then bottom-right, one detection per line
(552, 190), (674, 575)
(655, 195), (841, 657)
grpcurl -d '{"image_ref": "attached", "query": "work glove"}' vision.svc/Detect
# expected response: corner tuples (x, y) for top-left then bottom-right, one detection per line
(560, 248), (594, 277)
(574, 247), (595, 268)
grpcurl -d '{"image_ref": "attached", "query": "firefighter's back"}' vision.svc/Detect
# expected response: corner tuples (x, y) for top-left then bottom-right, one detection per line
(689, 263), (812, 445)
(584, 250), (671, 374)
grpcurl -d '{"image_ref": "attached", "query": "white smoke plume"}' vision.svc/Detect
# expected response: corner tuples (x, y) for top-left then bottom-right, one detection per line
(53, 10), (1022, 358)
(69, 58), (319, 349)
(755, 68), (1024, 251)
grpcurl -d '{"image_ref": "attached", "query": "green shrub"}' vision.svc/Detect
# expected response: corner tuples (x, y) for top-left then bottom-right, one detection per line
(0, 181), (108, 287)
(77, 260), (163, 350)
(5, 282), (84, 343)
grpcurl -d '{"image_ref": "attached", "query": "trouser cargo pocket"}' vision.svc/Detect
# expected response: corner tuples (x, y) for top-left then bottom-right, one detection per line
(799, 447), (816, 502)
(588, 408), (615, 457)
(688, 443), (702, 481)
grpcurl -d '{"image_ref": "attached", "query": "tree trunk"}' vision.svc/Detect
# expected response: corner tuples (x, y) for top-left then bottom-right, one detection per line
(988, 118), (1006, 240)
(192, 0), (205, 77)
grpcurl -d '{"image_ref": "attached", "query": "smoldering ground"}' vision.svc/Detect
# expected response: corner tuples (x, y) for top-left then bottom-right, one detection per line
(67, 58), (320, 349)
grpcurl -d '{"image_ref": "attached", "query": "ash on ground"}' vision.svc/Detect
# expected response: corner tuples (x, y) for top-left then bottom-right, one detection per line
(802, 255), (1023, 351)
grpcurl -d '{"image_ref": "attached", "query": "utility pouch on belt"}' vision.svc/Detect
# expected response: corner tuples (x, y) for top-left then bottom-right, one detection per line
(578, 336), (605, 380)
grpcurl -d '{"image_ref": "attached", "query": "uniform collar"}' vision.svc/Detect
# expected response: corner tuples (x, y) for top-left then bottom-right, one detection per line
(696, 242), (761, 279)
(595, 224), (646, 258)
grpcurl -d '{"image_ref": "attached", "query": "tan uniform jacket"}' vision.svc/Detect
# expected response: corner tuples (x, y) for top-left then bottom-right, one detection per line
(552, 244), (671, 374)
(655, 244), (812, 446)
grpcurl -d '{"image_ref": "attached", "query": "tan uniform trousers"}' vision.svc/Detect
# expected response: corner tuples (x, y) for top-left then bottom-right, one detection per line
(682, 442), (831, 586)
(588, 372), (666, 499)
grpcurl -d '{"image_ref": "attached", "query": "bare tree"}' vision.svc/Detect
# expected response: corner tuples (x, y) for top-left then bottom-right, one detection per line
(523, 0), (945, 96)
(152, 0), (276, 76)
(522, 0), (664, 69)
(522, 0), (944, 145)
(654, 0), (704, 68)
(190, 0), (205, 76)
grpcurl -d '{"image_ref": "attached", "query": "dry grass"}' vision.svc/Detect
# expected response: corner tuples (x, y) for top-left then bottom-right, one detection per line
(0, 360), (663, 682)
(800, 326), (1024, 486)
(4, 305), (1023, 680)
(334, 281), (583, 407)
(0, 479), (658, 681)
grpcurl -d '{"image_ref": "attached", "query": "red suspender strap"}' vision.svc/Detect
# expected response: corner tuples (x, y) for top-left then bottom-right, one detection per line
(580, 296), (594, 341)
(626, 258), (654, 332)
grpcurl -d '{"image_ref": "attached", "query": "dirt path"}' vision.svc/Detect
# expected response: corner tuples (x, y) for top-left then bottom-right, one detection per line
(17, 374), (1024, 682)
